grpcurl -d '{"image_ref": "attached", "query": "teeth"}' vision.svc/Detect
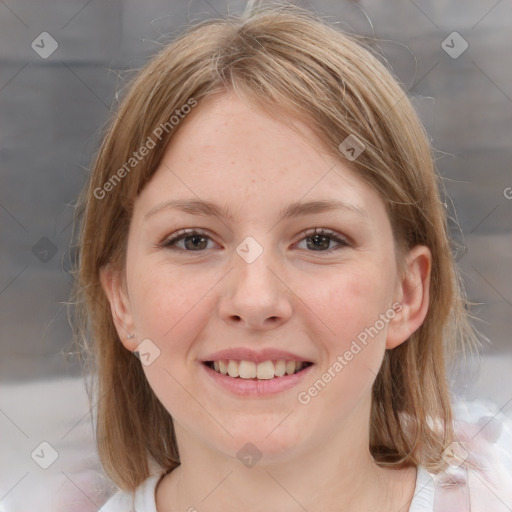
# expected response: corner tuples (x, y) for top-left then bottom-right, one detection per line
(256, 360), (274, 380)
(239, 360), (257, 379)
(274, 360), (286, 377)
(219, 360), (228, 375)
(286, 361), (297, 375)
(227, 360), (239, 378)
(209, 359), (307, 379)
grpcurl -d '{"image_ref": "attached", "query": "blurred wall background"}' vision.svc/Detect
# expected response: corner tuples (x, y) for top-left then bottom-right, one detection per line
(0, 0), (511, 509)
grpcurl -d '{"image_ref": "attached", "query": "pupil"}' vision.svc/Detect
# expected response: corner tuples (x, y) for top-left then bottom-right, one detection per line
(185, 235), (207, 250)
(308, 234), (329, 250)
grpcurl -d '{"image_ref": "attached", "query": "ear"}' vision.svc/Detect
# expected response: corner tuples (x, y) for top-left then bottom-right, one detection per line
(386, 245), (432, 350)
(99, 265), (138, 351)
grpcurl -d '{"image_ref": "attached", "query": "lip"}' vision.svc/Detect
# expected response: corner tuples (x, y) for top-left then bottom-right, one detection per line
(201, 347), (312, 364)
(199, 360), (314, 397)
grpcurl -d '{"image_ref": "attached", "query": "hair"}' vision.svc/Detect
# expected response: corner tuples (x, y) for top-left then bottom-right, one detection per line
(70, 1), (481, 492)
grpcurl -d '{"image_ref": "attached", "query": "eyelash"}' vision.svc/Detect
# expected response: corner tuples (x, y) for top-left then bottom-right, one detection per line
(159, 227), (350, 254)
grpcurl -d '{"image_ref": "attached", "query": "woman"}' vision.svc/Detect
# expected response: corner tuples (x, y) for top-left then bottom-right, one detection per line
(72, 3), (512, 510)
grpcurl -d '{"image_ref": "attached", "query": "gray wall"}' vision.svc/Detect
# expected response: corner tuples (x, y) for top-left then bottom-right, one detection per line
(1, 1), (511, 508)
(1, 0), (511, 385)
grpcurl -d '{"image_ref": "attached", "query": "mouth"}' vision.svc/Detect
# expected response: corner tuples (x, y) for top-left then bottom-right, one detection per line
(203, 359), (314, 380)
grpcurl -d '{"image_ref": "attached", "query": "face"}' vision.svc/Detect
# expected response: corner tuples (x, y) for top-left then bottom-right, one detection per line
(104, 90), (425, 465)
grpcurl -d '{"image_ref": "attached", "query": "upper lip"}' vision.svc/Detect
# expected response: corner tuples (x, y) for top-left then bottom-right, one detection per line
(201, 348), (313, 364)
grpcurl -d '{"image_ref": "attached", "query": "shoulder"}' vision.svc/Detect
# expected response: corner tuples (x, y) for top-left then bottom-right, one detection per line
(101, 491), (134, 512)
(101, 473), (164, 512)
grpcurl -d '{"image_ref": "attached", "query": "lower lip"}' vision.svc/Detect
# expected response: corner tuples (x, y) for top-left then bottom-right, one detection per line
(200, 362), (314, 397)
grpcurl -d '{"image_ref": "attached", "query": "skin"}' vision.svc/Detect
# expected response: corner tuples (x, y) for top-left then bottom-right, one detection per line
(101, 90), (431, 512)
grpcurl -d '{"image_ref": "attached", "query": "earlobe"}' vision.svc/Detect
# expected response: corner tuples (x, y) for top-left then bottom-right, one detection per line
(99, 265), (137, 350)
(386, 245), (432, 350)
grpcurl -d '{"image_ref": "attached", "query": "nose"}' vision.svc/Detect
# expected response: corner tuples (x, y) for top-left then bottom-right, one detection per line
(218, 246), (293, 331)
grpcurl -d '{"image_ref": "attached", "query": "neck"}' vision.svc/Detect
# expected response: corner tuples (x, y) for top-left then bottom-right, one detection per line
(156, 396), (414, 512)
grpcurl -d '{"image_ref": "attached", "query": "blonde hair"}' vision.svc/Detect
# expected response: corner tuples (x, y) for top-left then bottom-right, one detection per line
(71, 2), (481, 491)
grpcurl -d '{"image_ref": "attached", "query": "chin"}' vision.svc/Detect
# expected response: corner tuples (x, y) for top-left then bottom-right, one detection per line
(214, 419), (306, 465)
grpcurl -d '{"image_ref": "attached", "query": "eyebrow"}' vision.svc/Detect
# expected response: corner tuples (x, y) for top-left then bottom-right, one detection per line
(144, 198), (368, 221)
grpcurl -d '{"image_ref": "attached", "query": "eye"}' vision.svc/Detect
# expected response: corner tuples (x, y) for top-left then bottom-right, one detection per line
(160, 229), (218, 252)
(296, 227), (349, 252)
(159, 227), (350, 254)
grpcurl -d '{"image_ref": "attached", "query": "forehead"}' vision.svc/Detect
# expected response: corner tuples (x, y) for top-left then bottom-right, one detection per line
(133, 91), (385, 224)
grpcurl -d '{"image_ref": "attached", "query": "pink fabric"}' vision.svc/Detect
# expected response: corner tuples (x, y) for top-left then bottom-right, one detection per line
(432, 405), (512, 511)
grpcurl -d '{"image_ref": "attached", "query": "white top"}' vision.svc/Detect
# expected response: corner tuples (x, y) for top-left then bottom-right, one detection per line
(101, 472), (161, 512)
(101, 399), (512, 511)
(410, 466), (435, 511)
(101, 465), (436, 512)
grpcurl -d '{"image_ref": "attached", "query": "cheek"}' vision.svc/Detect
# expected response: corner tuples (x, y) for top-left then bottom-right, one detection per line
(128, 258), (227, 377)
(131, 262), (209, 341)
(294, 270), (391, 421)
(297, 261), (396, 399)
(304, 262), (394, 345)
(128, 262), (217, 420)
